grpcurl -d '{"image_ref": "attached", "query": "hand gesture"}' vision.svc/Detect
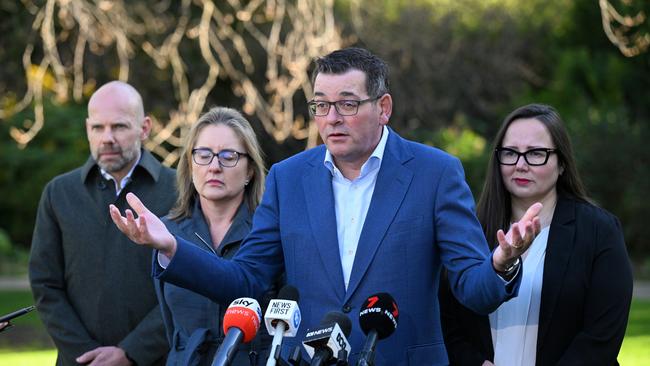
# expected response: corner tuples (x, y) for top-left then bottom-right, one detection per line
(493, 202), (542, 272)
(109, 192), (177, 257)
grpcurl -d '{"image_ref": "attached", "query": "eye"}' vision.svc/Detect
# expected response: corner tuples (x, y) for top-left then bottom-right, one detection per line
(194, 149), (212, 158)
(219, 150), (238, 162)
(528, 150), (545, 158)
(338, 100), (358, 110)
(501, 149), (517, 157)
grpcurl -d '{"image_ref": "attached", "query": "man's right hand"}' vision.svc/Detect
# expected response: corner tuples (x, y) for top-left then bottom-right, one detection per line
(109, 192), (177, 258)
(76, 346), (132, 366)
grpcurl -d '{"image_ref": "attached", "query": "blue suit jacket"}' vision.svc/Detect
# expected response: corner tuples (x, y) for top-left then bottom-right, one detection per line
(157, 130), (519, 365)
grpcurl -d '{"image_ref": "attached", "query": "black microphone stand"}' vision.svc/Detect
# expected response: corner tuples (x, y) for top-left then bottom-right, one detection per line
(335, 349), (349, 366)
(356, 330), (378, 366)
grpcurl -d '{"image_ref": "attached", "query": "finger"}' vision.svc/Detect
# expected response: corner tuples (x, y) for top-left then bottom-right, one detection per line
(533, 217), (541, 236)
(520, 202), (543, 225)
(125, 209), (136, 223)
(109, 205), (128, 230)
(136, 214), (150, 240)
(76, 348), (98, 363)
(522, 220), (536, 244)
(510, 222), (523, 249)
(496, 229), (509, 252)
(126, 192), (151, 216)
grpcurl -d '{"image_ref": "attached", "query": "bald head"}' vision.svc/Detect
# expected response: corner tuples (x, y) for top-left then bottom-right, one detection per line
(88, 81), (145, 124)
(86, 81), (151, 184)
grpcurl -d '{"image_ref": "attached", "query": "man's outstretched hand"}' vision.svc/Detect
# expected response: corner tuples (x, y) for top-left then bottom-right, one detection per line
(109, 192), (177, 258)
(492, 202), (542, 273)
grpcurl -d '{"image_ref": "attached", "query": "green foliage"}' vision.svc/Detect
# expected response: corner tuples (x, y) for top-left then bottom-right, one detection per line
(0, 100), (88, 249)
(619, 299), (650, 364)
(504, 0), (650, 256)
(406, 118), (489, 198)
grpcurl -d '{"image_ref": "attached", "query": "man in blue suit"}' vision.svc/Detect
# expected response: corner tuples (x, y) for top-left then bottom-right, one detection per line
(111, 47), (540, 365)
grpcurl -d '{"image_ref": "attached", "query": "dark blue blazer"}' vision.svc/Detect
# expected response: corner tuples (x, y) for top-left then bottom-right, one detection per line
(157, 130), (520, 365)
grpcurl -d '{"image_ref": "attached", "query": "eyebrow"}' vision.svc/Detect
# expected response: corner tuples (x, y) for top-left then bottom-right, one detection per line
(313, 91), (359, 98)
(87, 120), (132, 126)
(502, 145), (552, 150)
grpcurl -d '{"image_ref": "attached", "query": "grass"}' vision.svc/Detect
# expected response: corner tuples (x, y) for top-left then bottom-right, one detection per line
(0, 292), (649, 365)
(0, 349), (57, 366)
(618, 299), (650, 364)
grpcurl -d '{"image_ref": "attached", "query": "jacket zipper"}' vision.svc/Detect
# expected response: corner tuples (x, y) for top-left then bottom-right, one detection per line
(194, 232), (217, 256)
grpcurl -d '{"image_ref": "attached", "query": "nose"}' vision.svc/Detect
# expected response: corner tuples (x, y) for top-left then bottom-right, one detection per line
(207, 157), (223, 172)
(325, 104), (342, 125)
(100, 129), (116, 144)
(515, 156), (529, 170)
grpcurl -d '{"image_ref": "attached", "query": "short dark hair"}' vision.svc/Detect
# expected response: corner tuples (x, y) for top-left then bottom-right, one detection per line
(477, 103), (591, 246)
(311, 47), (390, 97)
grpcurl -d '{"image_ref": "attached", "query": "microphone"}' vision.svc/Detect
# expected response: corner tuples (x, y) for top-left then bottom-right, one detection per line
(302, 311), (352, 366)
(265, 285), (302, 366)
(356, 293), (399, 366)
(212, 297), (262, 366)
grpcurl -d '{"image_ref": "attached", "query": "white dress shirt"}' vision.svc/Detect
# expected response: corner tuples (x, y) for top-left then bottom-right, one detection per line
(324, 126), (389, 289)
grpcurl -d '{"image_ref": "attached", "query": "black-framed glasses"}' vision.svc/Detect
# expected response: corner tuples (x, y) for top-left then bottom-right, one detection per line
(191, 148), (248, 167)
(495, 147), (556, 166)
(307, 96), (380, 116)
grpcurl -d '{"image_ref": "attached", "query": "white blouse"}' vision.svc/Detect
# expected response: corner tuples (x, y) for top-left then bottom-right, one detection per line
(489, 226), (550, 366)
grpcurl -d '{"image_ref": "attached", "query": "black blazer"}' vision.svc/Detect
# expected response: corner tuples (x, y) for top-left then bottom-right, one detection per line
(439, 195), (633, 366)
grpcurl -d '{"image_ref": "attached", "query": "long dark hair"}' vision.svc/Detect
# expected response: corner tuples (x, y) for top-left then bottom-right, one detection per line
(476, 103), (591, 245)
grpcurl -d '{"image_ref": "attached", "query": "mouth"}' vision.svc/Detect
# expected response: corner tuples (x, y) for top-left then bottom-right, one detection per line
(206, 179), (224, 186)
(513, 178), (532, 186)
(99, 151), (121, 159)
(327, 132), (348, 140)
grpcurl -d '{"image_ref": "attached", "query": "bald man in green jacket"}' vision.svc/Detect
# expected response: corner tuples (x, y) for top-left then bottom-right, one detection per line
(29, 81), (176, 365)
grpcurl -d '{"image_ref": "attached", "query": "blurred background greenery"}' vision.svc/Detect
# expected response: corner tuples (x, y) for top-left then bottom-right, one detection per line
(0, 0), (649, 362)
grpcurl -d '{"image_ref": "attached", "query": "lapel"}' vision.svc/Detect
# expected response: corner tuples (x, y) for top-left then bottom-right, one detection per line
(302, 148), (346, 301)
(168, 201), (214, 252)
(344, 132), (414, 302)
(537, 196), (576, 349)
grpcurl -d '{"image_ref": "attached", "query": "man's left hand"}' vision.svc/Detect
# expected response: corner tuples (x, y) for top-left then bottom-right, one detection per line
(492, 202), (542, 273)
(76, 346), (132, 366)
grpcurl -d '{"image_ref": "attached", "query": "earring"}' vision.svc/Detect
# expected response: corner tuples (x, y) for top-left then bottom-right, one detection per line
(244, 179), (250, 186)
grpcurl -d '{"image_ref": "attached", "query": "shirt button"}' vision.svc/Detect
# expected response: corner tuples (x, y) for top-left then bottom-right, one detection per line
(342, 304), (352, 313)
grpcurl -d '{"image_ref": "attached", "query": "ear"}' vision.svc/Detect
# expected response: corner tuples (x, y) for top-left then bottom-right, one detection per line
(377, 93), (392, 126)
(140, 116), (152, 140)
(85, 118), (92, 140)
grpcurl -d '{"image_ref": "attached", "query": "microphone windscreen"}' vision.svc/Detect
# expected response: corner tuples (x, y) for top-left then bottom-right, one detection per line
(277, 285), (300, 302)
(359, 292), (399, 340)
(222, 297), (262, 343)
(321, 311), (352, 337)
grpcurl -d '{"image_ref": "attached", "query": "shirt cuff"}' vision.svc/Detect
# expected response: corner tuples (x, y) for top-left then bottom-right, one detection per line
(157, 251), (171, 269)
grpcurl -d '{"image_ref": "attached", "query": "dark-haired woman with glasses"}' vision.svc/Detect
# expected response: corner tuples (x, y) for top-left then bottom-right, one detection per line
(154, 107), (273, 366)
(439, 103), (633, 366)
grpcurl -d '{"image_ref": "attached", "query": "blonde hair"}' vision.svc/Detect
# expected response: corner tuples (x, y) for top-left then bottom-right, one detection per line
(168, 107), (266, 220)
